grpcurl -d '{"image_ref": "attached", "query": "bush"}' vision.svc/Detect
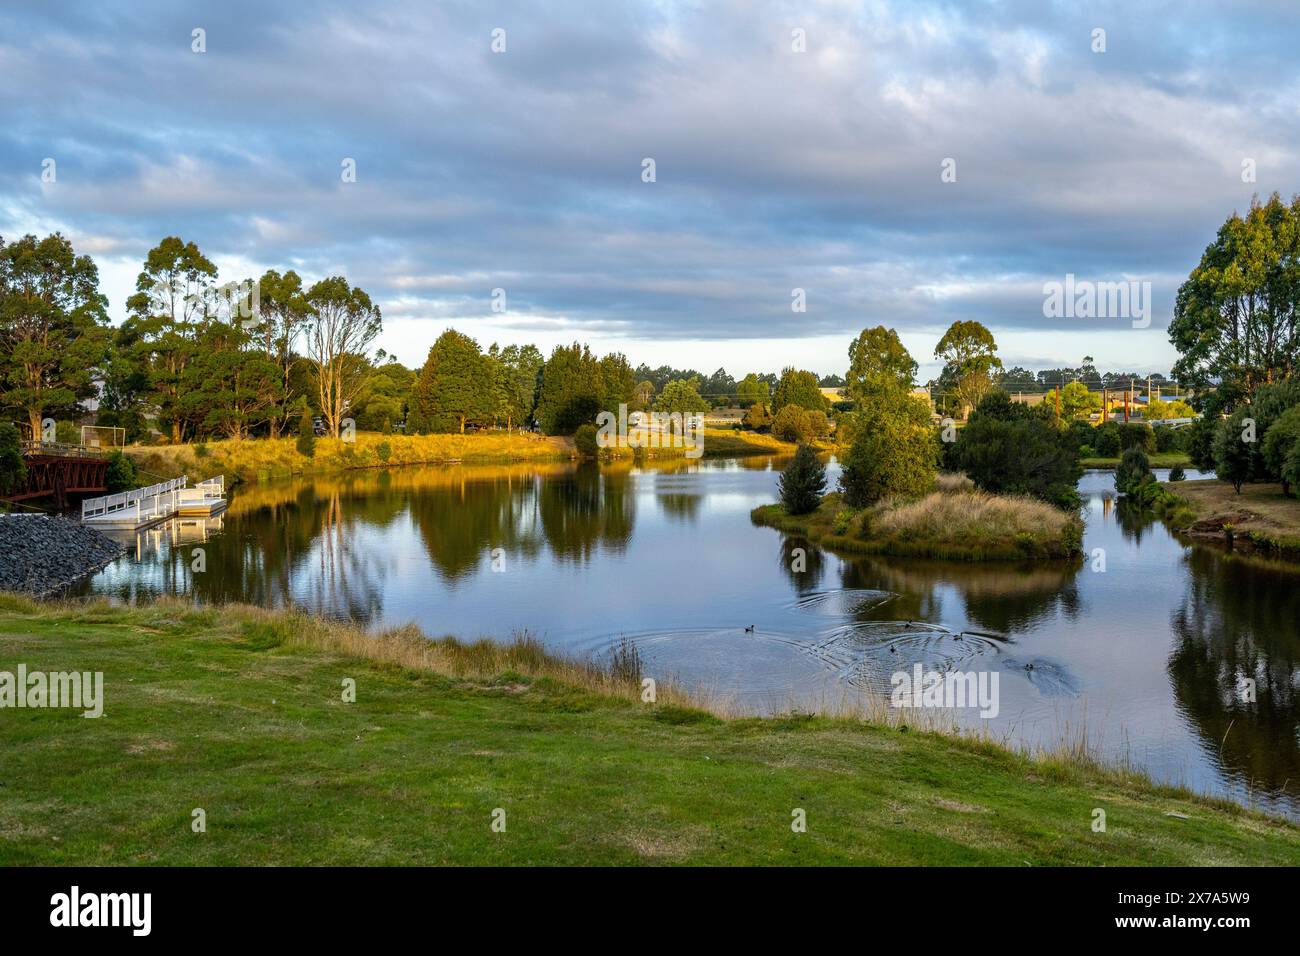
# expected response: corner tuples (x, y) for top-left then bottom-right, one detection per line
(1261, 405), (1300, 494)
(105, 451), (137, 493)
(805, 409), (831, 439)
(296, 407), (316, 459)
(839, 391), (937, 506)
(194, 443), (210, 458)
(55, 420), (79, 445)
(376, 441), (393, 463)
(743, 402), (773, 432)
(1078, 444), (1095, 459)
(1092, 421), (1121, 458)
(1213, 411), (1255, 493)
(0, 423), (25, 495)
(1168, 464), (1186, 481)
(778, 444), (827, 515)
(1154, 425), (1185, 454)
(574, 423), (599, 459)
(949, 391), (1081, 509)
(772, 405), (812, 442)
(1186, 415), (1218, 470)
(1115, 446), (1151, 496)
(1284, 441), (1300, 496)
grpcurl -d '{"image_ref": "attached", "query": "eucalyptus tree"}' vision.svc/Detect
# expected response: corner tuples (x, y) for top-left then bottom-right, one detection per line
(0, 233), (109, 438)
(304, 277), (382, 438)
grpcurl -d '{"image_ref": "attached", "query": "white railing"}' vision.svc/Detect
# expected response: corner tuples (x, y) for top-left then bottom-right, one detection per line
(82, 477), (188, 522)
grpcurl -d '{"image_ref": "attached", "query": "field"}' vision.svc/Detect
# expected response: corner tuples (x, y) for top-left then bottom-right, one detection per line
(3, 595), (1294, 865)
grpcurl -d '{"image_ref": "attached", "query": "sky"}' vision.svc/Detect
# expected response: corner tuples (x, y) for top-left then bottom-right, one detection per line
(2, 0), (1297, 383)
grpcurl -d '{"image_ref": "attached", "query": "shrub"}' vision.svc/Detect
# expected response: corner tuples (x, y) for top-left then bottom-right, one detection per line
(105, 451), (137, 493)
(574, 423), (599, 458)
(1168, 464), (1186, 481)
(805, 409), (831, 439)
(1284, 441), (1300, 497)
(1115, 446), (1151, 496)
(55, 420), (79, 445)
(1092, 421), (1121, 458)
(1213, 410), (1255, 493)
(376, 441), (393, 463)
(778, 443), (827, 515)
(195, 443), (210, 458)
(743, 402), (773, 432)
(839, 390), (937, 506)
(296, 407), (316, 459)
(1186, 415), (1218, 470)
(772, 405), (812, 442)
(949, 391), (1081, 509)
(1261, 406), (1300, 494)
(0, 423), (25, 495)
(1078, 444), (1095, 459)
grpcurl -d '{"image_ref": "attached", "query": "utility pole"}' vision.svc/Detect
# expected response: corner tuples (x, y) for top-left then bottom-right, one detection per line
(1124, 378), (1131, 423)
(1101, 387), (1108, 425)
(1055, 384), (1060, 417)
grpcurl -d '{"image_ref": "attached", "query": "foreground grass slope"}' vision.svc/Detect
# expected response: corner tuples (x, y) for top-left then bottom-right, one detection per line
(2, 596), (1296, 865)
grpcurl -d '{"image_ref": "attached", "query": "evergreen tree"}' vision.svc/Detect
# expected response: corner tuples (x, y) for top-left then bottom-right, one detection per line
(773, 367), (827, 412)
(536, 343), (604, 434)
(779, 443), (827, 515)
(409, 329), (496, 433)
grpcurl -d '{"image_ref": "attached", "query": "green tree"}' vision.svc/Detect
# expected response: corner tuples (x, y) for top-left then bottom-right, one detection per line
(0, 233), (110, 438)
(296, 405), (316, 458)
(352, 355), (414, 432)
(1115, 446), (1152, 496)
(104, 450), (137, 493)
(1262, 406), (1300, 495)
(1171, 193), (1300, 404)
(304, 277), (382, 438)
(124, 236), (218, 443)
(950, 391), (1082, 509)
(410, 329), (496, 433)
(845, 326), (917, 404)
(934, 320), (1002, 418)
(773, 367), (827, 412)
(839, 388), (936, 506)
(736, 373), (769, 408)
(1213, 410), (1256, 493)
(743, 402), (772, 432)
(779, 443), (827, 515)
(490, 343), (543, 429)
(653, 378), (710, 429)
(254, 269), (310, 437)
(1059, 381), (1100, 420)
(536, 343), (604, 435)
(0, 422), (25, 494)
(599, 352), (636, 411)
(772, 404), (812, 442)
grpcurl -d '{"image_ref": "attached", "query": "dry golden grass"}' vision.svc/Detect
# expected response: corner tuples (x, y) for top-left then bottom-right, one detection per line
(870, 490), (1074, 544)
(934, 472), (975, 494)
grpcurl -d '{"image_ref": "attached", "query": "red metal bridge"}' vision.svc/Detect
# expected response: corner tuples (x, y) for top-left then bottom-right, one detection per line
(4, 442), (111, 508)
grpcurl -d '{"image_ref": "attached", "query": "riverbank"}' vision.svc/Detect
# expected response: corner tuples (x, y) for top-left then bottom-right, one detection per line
(752, 489), (1083, 561)
(126, 429), (797, 485)
(1, 595), (1295, 865)
(1156, 479), (1300, 556)
(1080, 451), (1190, 469)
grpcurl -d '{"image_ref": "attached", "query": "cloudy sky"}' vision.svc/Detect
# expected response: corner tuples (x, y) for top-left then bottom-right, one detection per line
(2, 1), (1295, 382)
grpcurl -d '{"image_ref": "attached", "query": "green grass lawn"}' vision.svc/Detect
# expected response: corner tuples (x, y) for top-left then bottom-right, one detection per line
(2, 596), (1297, 865)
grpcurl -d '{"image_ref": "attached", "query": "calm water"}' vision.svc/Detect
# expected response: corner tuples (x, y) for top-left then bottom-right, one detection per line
(80, 458), (1300, 818)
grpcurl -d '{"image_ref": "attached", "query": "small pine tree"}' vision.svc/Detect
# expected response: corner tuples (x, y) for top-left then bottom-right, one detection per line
(574, 423), (599, 459)
(1115, 446), (1151, 496)
(104, 451), (137, 493)
(779, 443), (827, 515)
(296, 407), (317, 459)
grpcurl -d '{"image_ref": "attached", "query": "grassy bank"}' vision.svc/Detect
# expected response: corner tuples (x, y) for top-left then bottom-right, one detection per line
(752, 488), (1083, 561)
(127, 428), (797, 485)
(1156, 479), (1300, 556)
(1080, 451), (1190, 469)
(1, 595), (1296, 865)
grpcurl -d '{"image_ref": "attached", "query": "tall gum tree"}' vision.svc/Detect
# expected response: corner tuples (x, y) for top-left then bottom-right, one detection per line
(0, 233), (109, 439)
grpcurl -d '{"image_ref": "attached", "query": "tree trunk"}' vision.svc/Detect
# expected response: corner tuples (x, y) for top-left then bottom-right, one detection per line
(28, 409), (42, 442)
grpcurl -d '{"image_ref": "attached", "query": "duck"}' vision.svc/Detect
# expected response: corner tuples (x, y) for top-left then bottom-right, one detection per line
(744, 625), (755, 633)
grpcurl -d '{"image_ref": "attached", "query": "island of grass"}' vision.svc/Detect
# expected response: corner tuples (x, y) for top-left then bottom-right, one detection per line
(752, 483), (1084, 561)
(1154, 479), (1300, 557)
(1, 594), (1296, 866)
